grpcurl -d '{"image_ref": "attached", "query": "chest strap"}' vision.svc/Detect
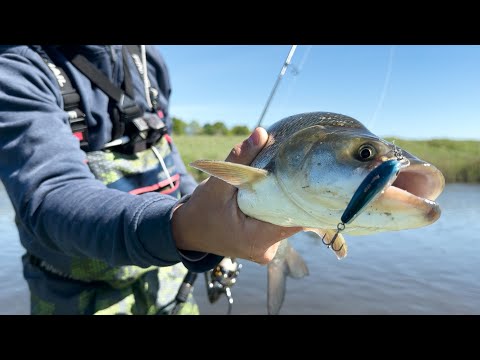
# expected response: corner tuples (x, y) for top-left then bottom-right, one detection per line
(62, 47), (167, 154)
(32, 46), (89, 151)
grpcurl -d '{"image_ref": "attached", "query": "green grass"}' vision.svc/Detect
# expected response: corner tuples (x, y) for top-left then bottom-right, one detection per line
(174, 135), (480, 183)
(385, 138), (480, 183)
(174, 135), (246, 182)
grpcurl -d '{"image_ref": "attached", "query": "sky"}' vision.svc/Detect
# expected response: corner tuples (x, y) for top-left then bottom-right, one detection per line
(157, 45), (480, 140)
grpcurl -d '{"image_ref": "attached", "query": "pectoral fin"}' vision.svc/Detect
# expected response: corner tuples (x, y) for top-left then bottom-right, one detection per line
(303, 228), (348, 259)
(190, 160), (268, 189)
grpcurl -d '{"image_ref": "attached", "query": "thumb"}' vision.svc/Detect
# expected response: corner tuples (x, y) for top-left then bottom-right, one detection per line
(225, 127), (269, 165)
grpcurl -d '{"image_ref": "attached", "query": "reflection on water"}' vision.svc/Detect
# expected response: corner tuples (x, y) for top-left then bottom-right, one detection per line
(0, 184), (29, 315)
(1, 183), (479, 315)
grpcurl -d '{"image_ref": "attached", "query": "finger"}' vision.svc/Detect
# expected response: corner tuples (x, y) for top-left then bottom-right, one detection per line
(225, 127), (269, 165)
(254, 222), (303, 247)
(254, 242), (281, 265)
(245, 220), (302, 263)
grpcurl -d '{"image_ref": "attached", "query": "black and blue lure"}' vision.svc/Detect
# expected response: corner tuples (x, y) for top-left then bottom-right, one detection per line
(324, 156), (409, 251)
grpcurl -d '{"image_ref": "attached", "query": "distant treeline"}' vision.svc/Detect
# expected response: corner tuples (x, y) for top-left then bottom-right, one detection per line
(172, 117), (251, 136)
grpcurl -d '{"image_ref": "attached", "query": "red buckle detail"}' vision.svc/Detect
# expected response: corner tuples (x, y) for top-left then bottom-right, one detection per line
(73, 132), (84, 141)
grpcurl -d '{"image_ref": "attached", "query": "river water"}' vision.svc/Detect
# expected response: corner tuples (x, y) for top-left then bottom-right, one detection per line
(1, 183), (479, 314)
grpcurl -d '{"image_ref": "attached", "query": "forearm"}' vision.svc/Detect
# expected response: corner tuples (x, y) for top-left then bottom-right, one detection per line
(30, 180), (181, 266)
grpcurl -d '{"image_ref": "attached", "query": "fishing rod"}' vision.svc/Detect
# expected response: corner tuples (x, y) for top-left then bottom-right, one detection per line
(257, 45), (298, 128)
(198, 46), (298, 315)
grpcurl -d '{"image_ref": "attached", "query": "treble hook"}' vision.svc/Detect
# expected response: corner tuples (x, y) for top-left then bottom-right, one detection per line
(321, 222), (345, 252)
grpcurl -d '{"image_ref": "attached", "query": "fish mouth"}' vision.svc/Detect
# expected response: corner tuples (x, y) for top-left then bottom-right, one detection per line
(379, 157), (445, 224)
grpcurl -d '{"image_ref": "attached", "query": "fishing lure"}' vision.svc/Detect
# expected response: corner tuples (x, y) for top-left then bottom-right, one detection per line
(324, 156), (410, 251)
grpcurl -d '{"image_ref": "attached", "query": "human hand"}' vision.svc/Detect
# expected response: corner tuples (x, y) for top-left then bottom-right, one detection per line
(172, 127), (302, 264)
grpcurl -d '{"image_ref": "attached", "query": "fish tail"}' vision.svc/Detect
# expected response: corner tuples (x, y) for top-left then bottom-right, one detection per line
(267, 240), (309, 315)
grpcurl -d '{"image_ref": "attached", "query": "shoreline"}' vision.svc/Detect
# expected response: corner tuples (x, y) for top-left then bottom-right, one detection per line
(174, 135), (480, 184)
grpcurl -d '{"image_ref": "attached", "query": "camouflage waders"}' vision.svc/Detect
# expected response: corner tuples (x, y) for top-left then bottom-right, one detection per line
(26, 136), (199, 315)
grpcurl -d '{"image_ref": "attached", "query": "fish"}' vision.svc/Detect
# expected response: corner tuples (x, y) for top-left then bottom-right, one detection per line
(190, 112), (445, 314)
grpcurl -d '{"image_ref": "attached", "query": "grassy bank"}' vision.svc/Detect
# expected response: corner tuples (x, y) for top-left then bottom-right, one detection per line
(386, 138), (480, 183)
(174, 135), (246, 182)
(174, 135), (480, 183)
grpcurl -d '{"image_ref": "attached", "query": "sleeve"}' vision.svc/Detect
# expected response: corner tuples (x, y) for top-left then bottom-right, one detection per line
(0, 47), (220, 272)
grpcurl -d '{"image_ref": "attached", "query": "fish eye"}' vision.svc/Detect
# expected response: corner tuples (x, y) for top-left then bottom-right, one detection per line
(357, 144), (376, 161)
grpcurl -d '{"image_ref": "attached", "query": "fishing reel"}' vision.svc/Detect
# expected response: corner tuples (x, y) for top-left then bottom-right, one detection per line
(205, 257), (242, 314)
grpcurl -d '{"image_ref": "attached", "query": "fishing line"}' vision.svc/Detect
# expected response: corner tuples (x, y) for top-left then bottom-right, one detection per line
(276, 45), (313, 120)
(368, 45), (395, 130)
(257, 45), (298, 127)
(297, 45), (313, 74)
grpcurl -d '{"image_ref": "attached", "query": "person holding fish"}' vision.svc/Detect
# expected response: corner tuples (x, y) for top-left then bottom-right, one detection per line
(0, 45), (445, 315)
(0, 45), (300, 315)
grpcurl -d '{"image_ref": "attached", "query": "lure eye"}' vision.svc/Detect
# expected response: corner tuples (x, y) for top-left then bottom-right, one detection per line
(358, 144), (376, 161)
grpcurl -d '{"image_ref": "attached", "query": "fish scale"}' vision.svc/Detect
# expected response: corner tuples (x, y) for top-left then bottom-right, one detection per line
(252, 112), (367, 170)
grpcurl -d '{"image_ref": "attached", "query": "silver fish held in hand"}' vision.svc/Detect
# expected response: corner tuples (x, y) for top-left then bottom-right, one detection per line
(191, 111), (445, 314)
